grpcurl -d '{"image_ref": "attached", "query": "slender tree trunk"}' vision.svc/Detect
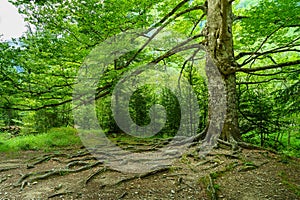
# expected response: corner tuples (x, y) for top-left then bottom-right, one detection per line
(206, 0), (240, 142)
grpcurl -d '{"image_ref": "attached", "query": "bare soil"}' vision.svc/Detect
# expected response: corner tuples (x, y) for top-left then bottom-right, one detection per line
(0, 144), (299, 200)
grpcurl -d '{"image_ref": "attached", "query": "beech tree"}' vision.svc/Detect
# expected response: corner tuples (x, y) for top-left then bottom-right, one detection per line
(1, 0), (299, 144)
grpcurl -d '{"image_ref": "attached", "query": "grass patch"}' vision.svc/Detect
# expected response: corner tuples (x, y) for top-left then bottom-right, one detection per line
(0, 127), (81, 152)
(242, 130), (300, 158)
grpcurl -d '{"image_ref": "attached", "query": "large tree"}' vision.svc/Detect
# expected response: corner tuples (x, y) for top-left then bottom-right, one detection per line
(2, 0), (299, 143)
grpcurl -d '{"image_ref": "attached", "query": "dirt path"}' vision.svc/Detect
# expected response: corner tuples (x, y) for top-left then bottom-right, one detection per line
(0, 146), (299, 199)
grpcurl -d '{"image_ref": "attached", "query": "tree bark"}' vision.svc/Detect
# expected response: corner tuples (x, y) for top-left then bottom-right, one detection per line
(206, 0), (240, 141)
(221, 73), (240, 141)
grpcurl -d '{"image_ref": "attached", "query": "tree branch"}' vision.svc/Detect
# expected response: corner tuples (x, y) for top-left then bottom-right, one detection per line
(152, 0), (190, 28)
(0, 99), (73, 111)
(233, 15), (249, 21)
(150, 37), (204, 64)
(237, 77), (285, 85)
(123, 4), (206, 68)
(178, 48), (201, 84)
(236, 60), (300, 73)
(241, 26), (283, 66)
(235, 48), (300, 61)
(245, 69), (300, 77)
(190, 13), (206, 36)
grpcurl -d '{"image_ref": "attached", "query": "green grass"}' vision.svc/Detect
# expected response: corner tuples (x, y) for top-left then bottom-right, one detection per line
(242, 130), (300, 158)
(0, 127), (82, 152)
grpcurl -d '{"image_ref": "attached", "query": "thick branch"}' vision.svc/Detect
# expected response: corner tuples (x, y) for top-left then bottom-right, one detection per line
(152, 0), (190, 28)
(0, 99), (73, 111)
(151, 43), (203, 64)
(235, 48), (300, 61)
(124, 5), (206, 68)
(236, 77), (285, 85)
(245, 69), (300, 77)
(233, 15), (249, 21)
(190, 13), (206, 36)
(236, 60), (300, 73)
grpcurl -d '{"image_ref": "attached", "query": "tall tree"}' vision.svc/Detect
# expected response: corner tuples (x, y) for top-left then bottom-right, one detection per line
(204, 0), (299, 142)
(206, 0), (240, 141)
(3, 0), (299, 144)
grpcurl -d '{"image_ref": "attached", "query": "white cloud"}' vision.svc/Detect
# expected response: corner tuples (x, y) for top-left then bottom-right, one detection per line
(0, 0), (27, 41)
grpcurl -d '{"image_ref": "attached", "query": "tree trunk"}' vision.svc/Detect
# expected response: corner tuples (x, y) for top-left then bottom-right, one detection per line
(206, 0), (241, 142)
(221, 73), (240, 141)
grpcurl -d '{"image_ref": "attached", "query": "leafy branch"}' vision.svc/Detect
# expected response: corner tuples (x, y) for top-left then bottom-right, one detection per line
(236, 59), (300, 73)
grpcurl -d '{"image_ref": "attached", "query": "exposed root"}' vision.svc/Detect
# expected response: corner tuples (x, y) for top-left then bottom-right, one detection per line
(110, 167), (170, 187)
(51, 158), (63, 163)
(117, 192), (128, 199)
(182, 180), (196, 190)
(27, 153), (68, 168)
(48, 191), (74, 199)
(200, 175), (218, 200)
(91, 167), (170, 189)
(15, 161), (103, 189)
(238, 165), (258, 172)
(26, 151), (91, 168)
(206, 152), (240, 159)
(68, 150), (90, 158)
(217, 139), (278, 154)
(203, 163), (219, 171)
(67, 156), (97, 163)
(31, 156), (52, 166)
(207, 174), (217, 200)
(174, 128), (207, 147)
(194, 160), (211, 166)
(66, 161), (90, 168)
(0, 166), (19, 172)
(163, 173), (187, 178)
(0, 177), (7, 183)
(85, 167), (107, 185)
(139, 167), (170, 179)
(113, 176), (137, 187)
(217, 139), (240, 152)
(20, 181), (28, 190)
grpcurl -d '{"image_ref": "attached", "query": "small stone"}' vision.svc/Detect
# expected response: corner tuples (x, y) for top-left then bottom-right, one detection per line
(32, 181), (38, 185)
(54, 184), (63, 190)
(171, 190), (175, 194)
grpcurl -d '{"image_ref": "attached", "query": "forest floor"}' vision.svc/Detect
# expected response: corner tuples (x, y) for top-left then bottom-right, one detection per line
(0, 138), (299, 200)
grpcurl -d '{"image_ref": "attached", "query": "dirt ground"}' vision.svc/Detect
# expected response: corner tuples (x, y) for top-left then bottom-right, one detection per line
(0, 144), (299, 200)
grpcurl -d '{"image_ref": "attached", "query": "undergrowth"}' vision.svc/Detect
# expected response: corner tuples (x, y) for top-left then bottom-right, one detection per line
(242, 130), (300, 158)
(0, 127), (81, 152)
